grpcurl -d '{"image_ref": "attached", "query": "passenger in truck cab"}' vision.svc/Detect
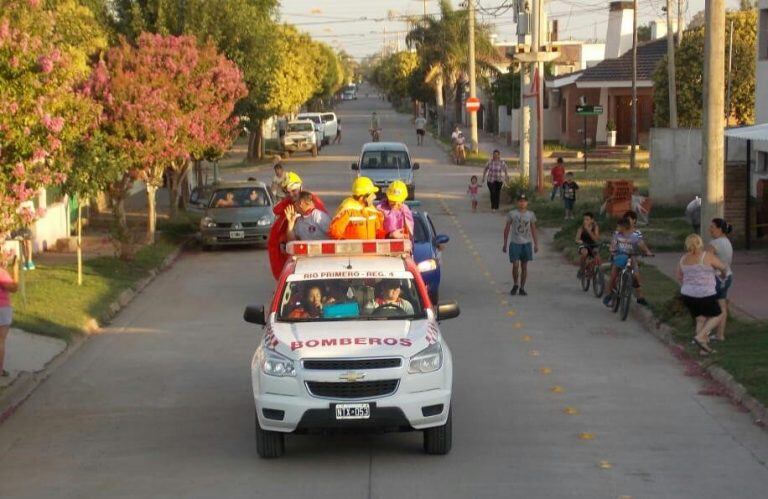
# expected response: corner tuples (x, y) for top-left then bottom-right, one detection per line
(288, 285), (335, 319)
(377, 180), (414, 240)
(329, 177), (385, 240)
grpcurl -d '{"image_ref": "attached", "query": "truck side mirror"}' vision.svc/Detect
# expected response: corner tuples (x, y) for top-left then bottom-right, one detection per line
(436, 301), (460, 321)
(413, 163), (420, 170)
(351, 163), (359, 170)
(244, 305), (266, 326)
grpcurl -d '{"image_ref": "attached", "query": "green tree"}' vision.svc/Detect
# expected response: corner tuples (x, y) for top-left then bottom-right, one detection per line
(372, 51), (420, 105)
(492, 67), (521, 109)
(638, 25), (652, 43)
(652, 9), (756, 127)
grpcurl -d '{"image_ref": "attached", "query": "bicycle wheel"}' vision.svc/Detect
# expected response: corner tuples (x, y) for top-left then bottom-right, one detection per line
(619, 273), (633, 321)
(593, 265), (605, 298)
(580, 261), (590, 292)
(611, 271), (623, 313)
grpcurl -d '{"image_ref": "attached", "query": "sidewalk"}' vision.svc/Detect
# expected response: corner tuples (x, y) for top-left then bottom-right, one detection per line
(0, 329), (66, 390)
(651, 250), (768, 320)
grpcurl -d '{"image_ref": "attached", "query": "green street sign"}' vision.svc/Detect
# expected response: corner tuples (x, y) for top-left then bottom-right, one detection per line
(576, 105), (604, 116)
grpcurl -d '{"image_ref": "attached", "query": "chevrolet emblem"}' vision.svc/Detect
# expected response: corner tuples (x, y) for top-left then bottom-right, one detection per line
(339, 371), (366, 382)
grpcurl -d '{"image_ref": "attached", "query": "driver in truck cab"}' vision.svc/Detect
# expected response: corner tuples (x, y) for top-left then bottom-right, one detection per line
(364, 280), (415, 315)
(329, 177), (385, 240)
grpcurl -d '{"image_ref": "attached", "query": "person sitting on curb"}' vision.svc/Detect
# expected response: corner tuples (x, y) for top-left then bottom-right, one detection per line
(329, 177), (385, 240)
(377, 181), (414, 240)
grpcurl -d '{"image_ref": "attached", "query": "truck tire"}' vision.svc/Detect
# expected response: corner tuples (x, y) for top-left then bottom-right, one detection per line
(311, 145), (318, 157)
(423, 406), (452, 455)
(255, 411), (285, 458)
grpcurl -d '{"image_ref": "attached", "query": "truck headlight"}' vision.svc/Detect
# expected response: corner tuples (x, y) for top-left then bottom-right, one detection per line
(257, 216), (273, 226)
(417, 259), (438, 273)
(201, 217), (216, 228)
(260, 349), (296, 377)
(408, 342), (443, 373)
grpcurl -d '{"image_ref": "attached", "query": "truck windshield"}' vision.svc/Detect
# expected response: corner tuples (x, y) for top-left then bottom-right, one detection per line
(360, 151), (411, 170)
(298, 115), (321, 124)
(288, 123), (313, 132)
(277, 277), (425, 322)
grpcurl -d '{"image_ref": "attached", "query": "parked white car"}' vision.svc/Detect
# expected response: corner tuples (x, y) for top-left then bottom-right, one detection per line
(283, 120), (319, 157)
(296, 113), (328, 146)
(320, 112), (338, 140)
(244, 239), (459, 458)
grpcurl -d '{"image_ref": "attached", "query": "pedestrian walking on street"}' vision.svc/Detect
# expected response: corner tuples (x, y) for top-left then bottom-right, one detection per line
(482, 150), (509, 211)
(467, 176), (480, 212)
(0, 253), (20, 377)
(333, 119), (342, 144)
(414, 114), (427, 146)
(706, 218), (734, 342)
(503, 194), (538, 296)
(550, 157), (565, 201)
(676, 234), (727, 356)
(562, 172), (579, 220)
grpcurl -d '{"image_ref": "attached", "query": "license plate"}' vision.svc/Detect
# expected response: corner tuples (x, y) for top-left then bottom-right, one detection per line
(229, 230), (245, 239)
(335, 403), (370, 420)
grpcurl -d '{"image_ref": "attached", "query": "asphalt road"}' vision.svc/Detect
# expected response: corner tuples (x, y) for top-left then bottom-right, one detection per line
(1, 92), (768, 499)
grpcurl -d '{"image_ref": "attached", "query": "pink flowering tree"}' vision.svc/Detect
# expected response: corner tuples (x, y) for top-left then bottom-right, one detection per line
(85, 33), (245, 242)
(0, 0), (102, 246)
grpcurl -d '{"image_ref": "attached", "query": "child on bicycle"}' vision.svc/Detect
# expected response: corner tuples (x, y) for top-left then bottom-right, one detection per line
(575, 212), (600, 277)
(602, 217), (654, 308)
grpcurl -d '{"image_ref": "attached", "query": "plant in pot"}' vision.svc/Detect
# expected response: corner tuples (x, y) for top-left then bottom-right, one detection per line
(606, 120), (617, 147)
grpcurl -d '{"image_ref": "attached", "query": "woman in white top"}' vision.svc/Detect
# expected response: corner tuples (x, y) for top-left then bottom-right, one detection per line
(706, 218), (734, 342)
(676, 234), (727, 355)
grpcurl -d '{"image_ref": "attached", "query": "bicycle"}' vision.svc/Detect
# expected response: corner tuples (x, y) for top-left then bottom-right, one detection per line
(370, 128), (381, 142)
(577, 242), (607, 297)
(607, 252), (651, 321)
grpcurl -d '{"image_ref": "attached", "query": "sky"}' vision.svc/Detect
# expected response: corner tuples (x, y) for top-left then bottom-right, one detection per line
(279, 0), (744, 59)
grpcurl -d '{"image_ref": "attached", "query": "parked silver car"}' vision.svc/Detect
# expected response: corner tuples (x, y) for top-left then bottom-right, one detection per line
(196, 181), (275, 249)
(352, 142), (420, 200)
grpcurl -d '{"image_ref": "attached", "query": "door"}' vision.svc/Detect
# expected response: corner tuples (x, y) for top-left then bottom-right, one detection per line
(615, 96), (632, 145)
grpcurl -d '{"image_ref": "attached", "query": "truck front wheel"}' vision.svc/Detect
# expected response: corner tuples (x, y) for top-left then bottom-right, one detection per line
(423, 406), (452, 455)
(255, 411), (285, 458)
(311, 145), (318, 157)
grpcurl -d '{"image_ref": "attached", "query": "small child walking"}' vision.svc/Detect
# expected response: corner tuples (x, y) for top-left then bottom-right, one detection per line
(467, 175), (480, 212)
(562, 172), (579, 220)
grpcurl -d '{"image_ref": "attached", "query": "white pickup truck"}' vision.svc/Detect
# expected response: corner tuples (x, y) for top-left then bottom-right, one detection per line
(244, 239), (459, 458)
(282, 120), (319, 157)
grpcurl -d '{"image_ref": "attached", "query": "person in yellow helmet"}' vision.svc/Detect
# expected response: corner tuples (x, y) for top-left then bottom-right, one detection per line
(268, 171), (328, 279)
(377, 180), (414, 239)
(329, 177), (385, 240)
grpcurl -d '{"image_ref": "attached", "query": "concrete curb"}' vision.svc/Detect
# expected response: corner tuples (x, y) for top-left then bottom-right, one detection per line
(558, 241), (768, 429)
(0, 238), (193, 425)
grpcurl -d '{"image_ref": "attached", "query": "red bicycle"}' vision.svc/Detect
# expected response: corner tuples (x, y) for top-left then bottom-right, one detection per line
(577, 242), (607, 297)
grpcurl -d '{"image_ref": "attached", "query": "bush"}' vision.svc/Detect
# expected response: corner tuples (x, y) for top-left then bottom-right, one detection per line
(503, 175), (533, 203)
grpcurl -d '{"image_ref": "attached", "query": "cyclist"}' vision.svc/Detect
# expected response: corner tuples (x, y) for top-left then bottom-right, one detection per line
(602, 217), (654, 308)
(370, 112), (381, 141)
(575, 212), (600, 277)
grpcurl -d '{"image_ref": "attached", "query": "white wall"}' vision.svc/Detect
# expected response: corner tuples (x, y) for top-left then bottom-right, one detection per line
(582, 44), (606, 68)
(32, 197), (70, 253)
(649, 128), (751, 205)
(754, 1), (768, 168)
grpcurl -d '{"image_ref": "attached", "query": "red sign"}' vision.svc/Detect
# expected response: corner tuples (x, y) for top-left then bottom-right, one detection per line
(465, 97), (480, 112)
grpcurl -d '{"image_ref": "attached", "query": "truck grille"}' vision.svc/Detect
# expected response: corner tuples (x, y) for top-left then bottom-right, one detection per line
(306, 380), (398, 399)
(303, 358), (402, 370)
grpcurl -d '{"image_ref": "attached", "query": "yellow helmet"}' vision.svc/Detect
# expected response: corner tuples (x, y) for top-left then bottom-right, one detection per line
(386, 180), (408, 203)
(282, 171), (302, 191)
(351, 177), (379, 196)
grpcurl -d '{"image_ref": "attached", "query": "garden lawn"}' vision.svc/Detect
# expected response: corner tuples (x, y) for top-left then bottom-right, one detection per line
(10, 219), (195, 342)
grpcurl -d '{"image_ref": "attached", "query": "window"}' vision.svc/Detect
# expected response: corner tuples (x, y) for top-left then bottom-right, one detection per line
(288, 122), (313, 132)
(561, 97), (567, 133)
(360, 150), (411, 169)
(761, 9), (768, 60)
(758, 151), (768, 173)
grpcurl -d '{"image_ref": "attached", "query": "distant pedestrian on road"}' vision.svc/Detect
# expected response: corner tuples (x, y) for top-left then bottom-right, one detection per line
(467, 176), (480, 212)
(482, 150), (510, 211)
(333, 118), (342, 144)
(414, 114), (427, 146)
(550, 157), (565, 201)
(0, 253), (19, 377)
(676, 234), (727, 356)
(706, 218), (734, 342)
(503, 194), (538, 296)
(562, 172), (579, 220)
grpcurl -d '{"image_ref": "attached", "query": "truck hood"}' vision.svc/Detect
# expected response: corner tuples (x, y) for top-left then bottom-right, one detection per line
(360, 169), (414, 185)
(285, 132), (314, 141)
(269, 319), (434, 358)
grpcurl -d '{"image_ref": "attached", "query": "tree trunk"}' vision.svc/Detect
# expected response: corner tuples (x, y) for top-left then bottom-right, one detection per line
(146, 184), (157, 244)
(171, 161), (192, 215)
(110, 183), (132, 261)
(434, 73), (445, 138)
(76, 200), (83, 286)
(254, 120), (265, 161)
(247, 130), (258, 160)
(167, 169), (179, 219)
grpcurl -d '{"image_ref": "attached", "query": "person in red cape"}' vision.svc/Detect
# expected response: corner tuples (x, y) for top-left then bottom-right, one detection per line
(268, 171), (327, 279)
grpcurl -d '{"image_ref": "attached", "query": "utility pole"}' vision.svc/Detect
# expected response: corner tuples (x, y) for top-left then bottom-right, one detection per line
(676, 0), (684, 47)
(518, 1), (531, 181)
(530, 0), (544, 192)
(630, 0), (638, 169)
(666, 0), (678, 128)
(725, 19), (734, 123)
(468, 0), (479, 154)
(701, 0), (727, 237)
